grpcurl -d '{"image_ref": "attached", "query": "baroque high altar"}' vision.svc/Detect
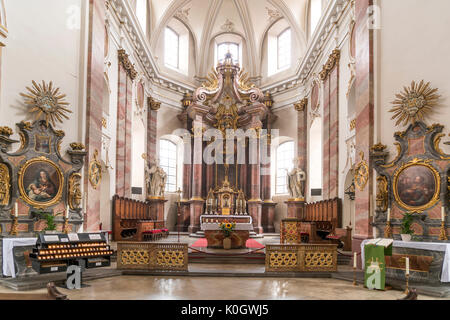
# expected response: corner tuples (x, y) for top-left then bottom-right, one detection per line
(178, 54), (277, 235)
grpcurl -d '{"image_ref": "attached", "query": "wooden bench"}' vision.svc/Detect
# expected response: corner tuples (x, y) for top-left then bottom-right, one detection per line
(300, 198), (352, 251)
(112, 195), (167, 241)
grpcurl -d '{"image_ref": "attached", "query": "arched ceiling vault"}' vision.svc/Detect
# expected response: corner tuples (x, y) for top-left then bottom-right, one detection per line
(149, 0), (309, 80)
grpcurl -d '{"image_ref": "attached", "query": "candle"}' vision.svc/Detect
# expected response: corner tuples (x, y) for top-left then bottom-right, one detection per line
(387, 208), (391, 222)
(14, 202), (18, 217)
(405, 257), (410, 275)
(442, 207), (446, 222)
(66, 205), (70, 218)
(353, 252), (357, 268)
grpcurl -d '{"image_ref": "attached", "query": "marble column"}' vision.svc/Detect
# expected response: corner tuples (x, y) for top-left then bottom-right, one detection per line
(188, 115), (205, 233)
(146, 97), (160, 164)
(261, 129), (275, 233)
(83, 0), (105, 231)
(247, 123), (263, 234)
(115, 49), (136, 198)
(177, 112), (191, 231)
(353, 0), (375, 266)
(322, 76), (331, 199)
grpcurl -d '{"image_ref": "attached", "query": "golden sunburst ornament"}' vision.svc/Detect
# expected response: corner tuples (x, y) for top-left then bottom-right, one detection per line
(389, 80), (440, 126)
(20, 81), (72, 126)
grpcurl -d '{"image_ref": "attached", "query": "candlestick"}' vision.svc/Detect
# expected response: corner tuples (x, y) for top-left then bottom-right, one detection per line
(404, 274), (410, 295)
(9, 216), (18, 236)
(439, 220), (448, 241)
(405, 257), (409, 276)
(384, 221), (392, 238)
(14, 202), (18, 217)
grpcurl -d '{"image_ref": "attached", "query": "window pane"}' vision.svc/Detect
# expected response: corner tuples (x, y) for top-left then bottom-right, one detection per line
(275, 141), (295, 194)
(159, 139), (178, 192)
(165, 27), (179, 68)
(278, 29), (291, 70)
(217, 42), (239, 64)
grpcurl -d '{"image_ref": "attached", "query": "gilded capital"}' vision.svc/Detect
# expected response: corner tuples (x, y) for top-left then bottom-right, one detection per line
(319, 49), (341, 81)
(118, 49), (138, 80)
(148, 96), (161, 111)
(294, 98), (308, 112)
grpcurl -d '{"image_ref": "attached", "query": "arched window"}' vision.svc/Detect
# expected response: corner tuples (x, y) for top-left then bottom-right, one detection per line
(164, 27), (179, 69)
(275, 141), (295, 194)
(277, 28), (291, 70)
(309, 0), (322, 36)
(136, 0), (147, 34)
(159, 139), (178, 192)
(216, 42), (240, 65)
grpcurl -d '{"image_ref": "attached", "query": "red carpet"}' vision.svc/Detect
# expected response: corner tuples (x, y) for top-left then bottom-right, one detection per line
(191, 238), (264, 249)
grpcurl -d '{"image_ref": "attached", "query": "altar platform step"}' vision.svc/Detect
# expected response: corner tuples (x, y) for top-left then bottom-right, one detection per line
(0, 265), (123, 291)
(188, 251), (265, 264)
(122, 263), (334, 279)
(189, 231), (264, 239)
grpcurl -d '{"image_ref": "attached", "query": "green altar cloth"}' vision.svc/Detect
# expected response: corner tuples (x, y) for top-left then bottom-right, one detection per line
(364, 241), (392, 290)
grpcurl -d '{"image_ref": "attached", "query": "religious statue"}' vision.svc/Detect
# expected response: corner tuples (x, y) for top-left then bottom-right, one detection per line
(144, 159), (167, 199)
(286, 159), (306, 200)
(206, 188), (216, 214)
(236, 189), (246, 215)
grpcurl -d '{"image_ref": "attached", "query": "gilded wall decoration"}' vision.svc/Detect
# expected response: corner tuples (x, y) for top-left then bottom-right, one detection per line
(68, 173), (82, 210)
(147, 96), (161, 111)
(393, 158), (440, 213)
(354, 151), (369, 191)
(18, 156), (64, 209)
(389, 80), (440, 126)
(319, 49), (340, 81)
(118, 49), (138, 80)
(376, 175), (389, 212)
(20, 81), (72, 126)
(294, 98), (308, 112)
(0, 163), (10, 206)
(88, 149), (102, 190)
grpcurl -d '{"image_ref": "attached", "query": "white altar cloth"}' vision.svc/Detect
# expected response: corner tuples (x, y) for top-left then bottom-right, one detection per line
(2, 237), (37, 278)
(361, 239), (450, 282)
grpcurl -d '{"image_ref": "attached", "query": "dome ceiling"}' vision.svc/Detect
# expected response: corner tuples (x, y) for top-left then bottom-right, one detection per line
(148, 0), (309, 80)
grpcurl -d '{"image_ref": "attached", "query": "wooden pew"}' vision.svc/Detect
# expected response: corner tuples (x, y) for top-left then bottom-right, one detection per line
(300, 198), (352, 251)
(112, 195), (166, 241)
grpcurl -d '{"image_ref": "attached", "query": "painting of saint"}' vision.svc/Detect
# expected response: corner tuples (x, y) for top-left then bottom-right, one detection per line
(396, 165), (437, 208)
(19, 159), (63, 207)
(35, 135), (51, 153)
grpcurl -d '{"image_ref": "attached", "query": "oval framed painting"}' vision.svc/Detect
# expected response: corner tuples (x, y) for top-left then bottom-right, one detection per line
(18, 157), (64, 209)
(393, 159), (440, 212)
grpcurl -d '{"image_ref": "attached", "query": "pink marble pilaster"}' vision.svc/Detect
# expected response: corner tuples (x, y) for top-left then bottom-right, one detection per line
(84, 0), (105, 231)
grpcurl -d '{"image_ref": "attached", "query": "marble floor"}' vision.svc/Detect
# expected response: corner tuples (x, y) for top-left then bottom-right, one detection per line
(0, 273), (446, 300)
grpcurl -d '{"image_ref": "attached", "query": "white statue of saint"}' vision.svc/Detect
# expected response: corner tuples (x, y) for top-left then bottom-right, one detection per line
(286, 158), (306, 199)
(144, 157), (167, 198)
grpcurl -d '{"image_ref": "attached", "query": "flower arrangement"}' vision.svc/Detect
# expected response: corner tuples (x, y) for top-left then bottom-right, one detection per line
(219, 220), (236, 238)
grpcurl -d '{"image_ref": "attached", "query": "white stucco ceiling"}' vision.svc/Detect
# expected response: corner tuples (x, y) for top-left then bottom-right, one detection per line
(148, 0), (309, 79)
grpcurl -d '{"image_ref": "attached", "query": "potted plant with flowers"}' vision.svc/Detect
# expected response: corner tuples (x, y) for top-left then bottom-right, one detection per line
(219, 220), (236, 249)
(400, 212), (414, 242)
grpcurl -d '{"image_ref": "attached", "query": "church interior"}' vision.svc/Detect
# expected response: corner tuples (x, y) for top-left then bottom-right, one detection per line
(0, 0), (449, 303)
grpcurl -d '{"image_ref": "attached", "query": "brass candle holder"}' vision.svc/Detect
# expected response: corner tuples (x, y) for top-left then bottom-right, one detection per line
(10, 215), (19, 236)
(404, 274), (410, 295)
(353, 266), (357, 286)
(384, 221), (392, 238)
(63, 217), (70, 234)
(438, 221), (448, 241)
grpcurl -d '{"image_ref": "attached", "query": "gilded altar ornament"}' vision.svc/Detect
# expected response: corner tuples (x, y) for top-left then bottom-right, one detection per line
(0, 126), (13, 137)
(214, 95), (239, 133)
(354, 151), (369, 191)
(376, 176), (389, 212)
(0, 163), (10, 206)
(70, 142), (85, 151)
(237, 68), (255, 91)
(202, 67), (219, 91)
(389, 80), (440, 126)
(68, 173), (82, 209)
(433, 132), (450, 160)
(392, 158), (440, 213)
(20, 81), (72, 126)
(88, 149), (102, 190)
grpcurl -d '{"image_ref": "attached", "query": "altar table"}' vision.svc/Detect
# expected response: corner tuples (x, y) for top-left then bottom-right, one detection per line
(2, 237), (37, 278)
(361, 240), (450, 283)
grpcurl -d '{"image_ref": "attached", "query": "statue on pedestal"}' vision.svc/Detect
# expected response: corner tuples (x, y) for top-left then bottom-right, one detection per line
(286, 159), (306, 200)
(206, 188), (216, 214)
(236, 189), (246, 215)
(144, 155), (167, 199)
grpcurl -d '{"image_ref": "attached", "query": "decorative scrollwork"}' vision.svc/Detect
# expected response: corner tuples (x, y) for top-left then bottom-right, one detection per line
(68, 173), (82, 210)
(88, 149), (102, 189)
(121, 250), (150, 265)
(269, 252), (298, 268)
(0, 163), (10, 206)
(354, 151), (369, 191)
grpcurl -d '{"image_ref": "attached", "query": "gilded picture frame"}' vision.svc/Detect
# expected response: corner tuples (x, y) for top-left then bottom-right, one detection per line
(393, 158), (440, 212)
(18, 156), (64, 209)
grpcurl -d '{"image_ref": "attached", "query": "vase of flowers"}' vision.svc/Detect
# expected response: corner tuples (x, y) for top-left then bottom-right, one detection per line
(400, 212), (414, 242)
(219, 221), (236, 250)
